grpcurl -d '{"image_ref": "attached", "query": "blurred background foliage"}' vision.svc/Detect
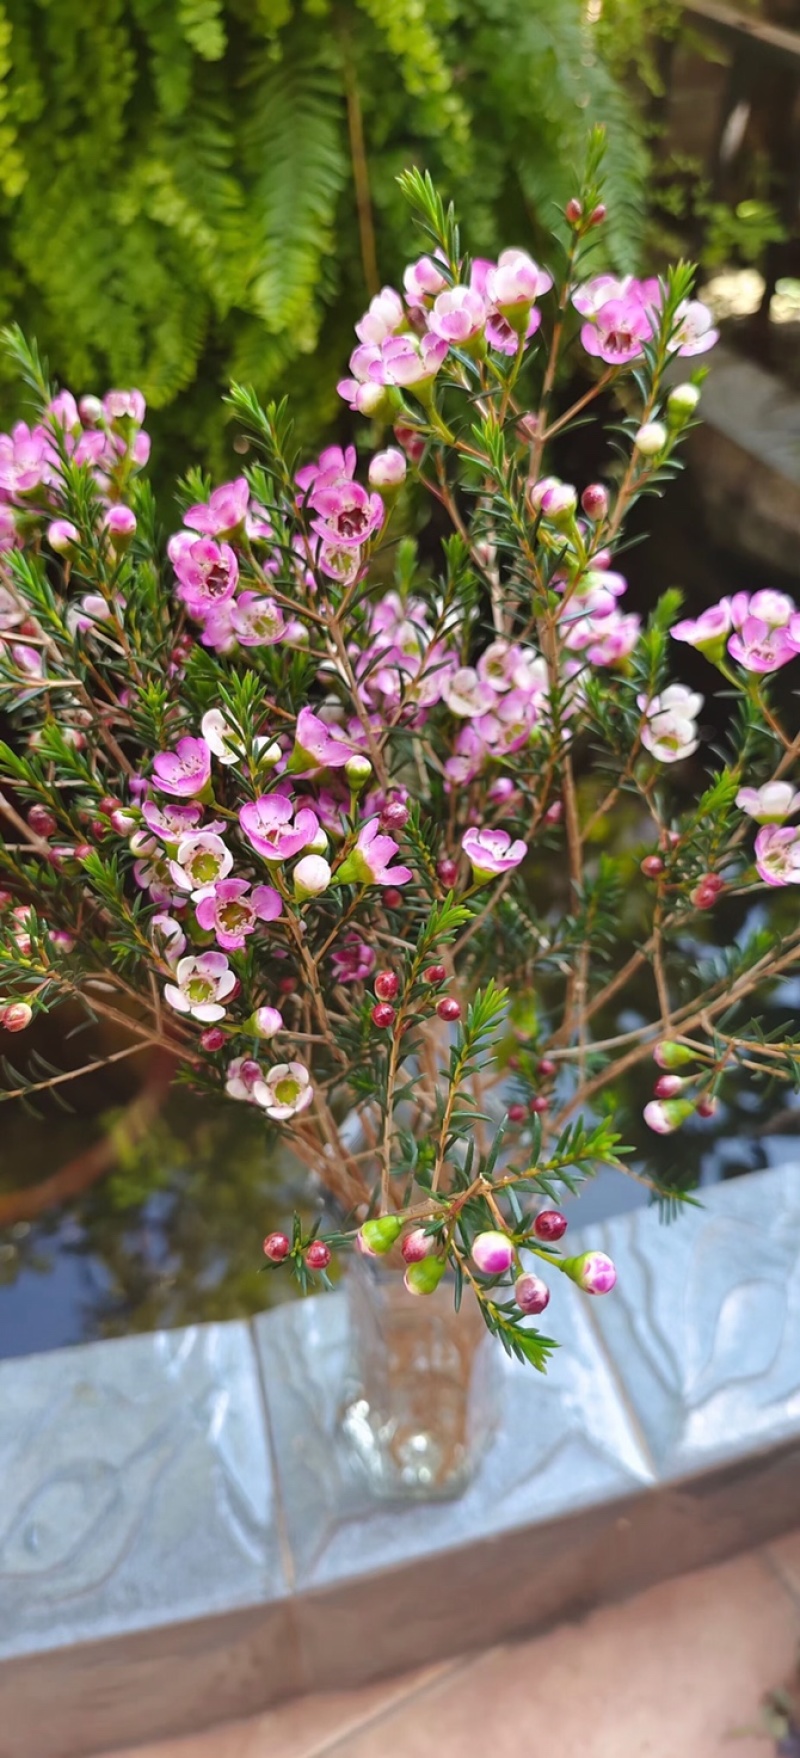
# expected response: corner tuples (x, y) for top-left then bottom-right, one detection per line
(0, 0), (653, 476)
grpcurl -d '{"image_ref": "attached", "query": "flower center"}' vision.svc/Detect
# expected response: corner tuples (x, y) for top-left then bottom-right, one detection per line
(190, 851), (220, 883)
(186, 976), (214, 1003)
(218, 900), (250, 930)
(274, 1077), (299, 1105)
(204, 562), (230, 597)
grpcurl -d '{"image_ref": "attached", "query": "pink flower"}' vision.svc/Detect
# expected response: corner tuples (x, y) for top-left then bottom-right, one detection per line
(336, 818), (413, 887)
(736, 782), (800, 823)
(239, 793), (320, 862)
(462, 825), (527, 880)
(164, 951), (236, 1022)
(330, 933), (376, 984)
(310, 480), (384, 550)
(486, 248), (552, 310)
(727, 617), (797, 673)
(184, 477), (249, 537)
(572, 274), (644, 317)
(0, 422), (54, 496)
(171, 537), (239, 618)
(254, 1061), (313, 1121)
(152, 737), (212, 798)
(169, 831), (233, 895)
(581, 296), (653, 366)
(428, 286), (486, 345)
(195, 877), (281, 949)
(639, 686), (703, 763)
(141, 801), (204, 841)
(754, 824), (800, 886)
(287, 706), (357, 774)
(441, 666), (497, 718)
(230, 592), (286, 647)
(360, 332), (448, 389)
(48, 390), (81, 433)
(669, 299), (718, 356)
(226, 1056), (265, 1102)
(296, 444), (357, 498)
(103, 390), (146, 426)
(486, 307), (541, 355)
(672, 603), (732, 658)
(403, 255), (448, 307)
(355, 286), (405, 345)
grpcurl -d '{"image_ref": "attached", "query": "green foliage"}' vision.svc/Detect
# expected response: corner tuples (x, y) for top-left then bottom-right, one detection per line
(0, 0), (647, 476)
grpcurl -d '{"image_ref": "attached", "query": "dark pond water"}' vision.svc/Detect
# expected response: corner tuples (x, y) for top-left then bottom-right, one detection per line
(1, 436), (798, 1360)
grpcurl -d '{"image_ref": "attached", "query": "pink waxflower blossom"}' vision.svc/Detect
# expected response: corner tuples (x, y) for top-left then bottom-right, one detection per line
(462, 825), (527, 880)
(0, 584), (22, 629)
(149, 913), (187, 965)
(0, 422), (54, 496)
(239, 794), (320, 862)
(310, 480), (384, 550)
(737, 782), (800, 823)
(477, 639), (526, 693)
(672, 603), (732, 656)
(442, 666), (497, 718)
(164, 951), (236, 1022)
(355, 286), (405, 345)
(169, 831), (233, 895)
(730, 590), (795, 628)
(184, 477), (249, 536)
(48, 519), (79, 554)
(293, 854), (332, 899)
(195, 878), (281, 949)
(141, 801), (205, 841)
(336, 818), (413, 887)
(104, 505), (137, 550)
(0, 509), (18, 554)
(171, 537), (239, 619)
(295, 444), (357, 498)
(486, 249), (552, 310)
(581, 296), (653, 366)
(287, 706), (357, 773)
(668, 299), (718, 356)
(639, 686), (703, 763)
(48, 390), (81, 433)
(428, 285), (487, 345)
(254, 1061), (313, 1121)
(727, 617), (797, 673)
(226, 1057), (266, 1102)
(330, 934), (376, 984)
(356, 332), (449, 390)
(368, 448), (407, 490)
(200, 708), (279, 768)
(230, 592), (286, 647)
(572, 274), (647, 317)
(486, 307), (542, 355)
(754, 824), (800, 886)
(565, 1251), (618, 1295)
(253, 1006), (284, 1038)
(103, 390), (146, 427)
(12, 644), (44, 679)
(152, 737), (212, 798)
(403, 255), (449, 307)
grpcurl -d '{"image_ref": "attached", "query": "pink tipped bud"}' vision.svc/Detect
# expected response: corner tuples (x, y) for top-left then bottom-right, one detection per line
(581, 483), (608, 521)
(529, 1094), (548, 1114)
(263, 1231), (291, 1262)
(533, 1209), (567, 1242)
(437, 856), (459, 887)
(641, 854), (664, 878)
(401, 1227), (434, 1264)
(252, 1006), (283, 1039)
(0, 1001), (33, 1032)
(544, 801), (563, 826)
(564, 1250), (616, 1294)
(28, 804), (57, 838)
(371, 1002), (396, 1029)
(508, 1102), (527, 1123)
(537, 1057), (557, 1079)
(565, 198), (583, 225)
(368, 447), (407, 491)
(654, 1040), (695, 1070)
(48, 518), (79, 555)
(643, 1097), (695, 1134)
(200, 1027), (226, 1052)
(380, 799), (409, 832)
(103, 505), (137, 550)
(305, 1240), (331, 1271)
(514, 1272), (550, 1314)
(293, 854), (331, 900)
(588, 203), (607, 227)
(423, 964), (446, 984)
(696, 1094), (718, 1118)
(436, 997), (461, 1022)
(471, 1230), (514, 1275)
(374, 970), (399, 1002)
(654, 1073), (684, 1099)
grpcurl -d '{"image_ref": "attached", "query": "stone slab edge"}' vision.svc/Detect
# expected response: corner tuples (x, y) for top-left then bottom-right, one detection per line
(1, 1164), (798, 1758)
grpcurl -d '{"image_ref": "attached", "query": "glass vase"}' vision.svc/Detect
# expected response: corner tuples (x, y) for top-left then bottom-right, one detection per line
(340, 1251), (501, 1500)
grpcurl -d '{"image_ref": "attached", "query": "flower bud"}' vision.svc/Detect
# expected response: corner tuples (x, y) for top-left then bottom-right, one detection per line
(358, 1215), (404, 1256)
(641, 855), (665, 878)
(374, 970), (399, 1001)
(533, 1209), (568, 1242)
(305, 1240), (332, 1271)
(307, 826), (330, 855)
(110, 807), (137, 834)
(537, 1057), (557, 1078)
(653, 1073), (684, 1099)
(565, 198), (583, 225)
(263, 1231), (291, 1262)
(252, 1006), (284, 1038)
(48, 518), (79, 555)
(515, 1272), (550, 1314)
(696, 1094), (718, 1119)
(371, 1001), (396, 1029)
(643, 1097), (695, 1134)
(508, 1102), (527, 1123)
(401, 1227), (434, 1264)
(437, 857), (459, 887)
(581, 483), (609, 522)
(345, 755), (372, 791)
(380, 799), (409, 832)
(667, 382), (701, 424)
(437, 997), (461, 1022)
(28, 804), (57, 838)
(404, 1254), (446, 1296)
(563, 1250), (616, 1294)
(529, 1094), (548, 1114)
(634, 421), (668, 457)
(654, 1040), (695, 1070)
(540, 482), (578, 526)
(200, 1026), (226, 1051)
(104, 505), (137, 551)
(0, 1001), (33, 1032)
(368, 447), (407, 492)
(79, 394), (104, 425)
(588, 203), (607, 227)
(423, 963), (446, 984)
(293, 854), (331, 900)
(471, 1230), (514, 1275)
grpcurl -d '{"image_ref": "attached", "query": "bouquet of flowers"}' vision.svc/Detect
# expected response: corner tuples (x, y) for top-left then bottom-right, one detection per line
(1, 134), (796, 1371)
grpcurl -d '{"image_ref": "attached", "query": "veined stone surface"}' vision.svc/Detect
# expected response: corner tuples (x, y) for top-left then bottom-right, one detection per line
(582, 1164), (800, 1476)
(0, 1322), (284, 1655)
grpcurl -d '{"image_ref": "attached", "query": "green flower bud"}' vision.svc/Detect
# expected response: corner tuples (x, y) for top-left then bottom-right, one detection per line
(404, 1255), (446, 1296)
(359, 1215), (404, 1256)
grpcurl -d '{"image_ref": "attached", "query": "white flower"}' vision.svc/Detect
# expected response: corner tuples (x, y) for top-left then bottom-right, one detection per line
(254, 1061), (314, 1121)
(164, 953), (236, 1023)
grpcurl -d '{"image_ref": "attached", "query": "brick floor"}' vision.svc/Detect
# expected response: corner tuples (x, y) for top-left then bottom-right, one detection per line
(100, 1538), (800, 1758)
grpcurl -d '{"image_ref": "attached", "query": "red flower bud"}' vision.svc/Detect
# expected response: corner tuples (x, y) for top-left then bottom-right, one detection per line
(380, 800), (409, 831)
(537, 1057), (557, 1078)
(436, 997), (461, 1022)
(508, 1102), (527, 1123)
(305, 1240), (331, 1271)
(588, 203), (607, 226)
(529, 1095), (549, 1114)
(98, 796), (121, 817)
(641, 855), (665, 879)
(654, 1073), (684, 1099)
(371, 1001), (396, 1029)
(383, 888), (403, 909)
(263, 1231), (291, 1262)
(565, 197), (583, 225)
(200, 1027), (226, 1052)
(436, 857), (459, 887)
(27, 805), (56, 838)
(374, 971), (399, 1002)
(533, 1209), (568, 1242)
(278, 975), (296, 994)
(423, 963), (447, 984)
